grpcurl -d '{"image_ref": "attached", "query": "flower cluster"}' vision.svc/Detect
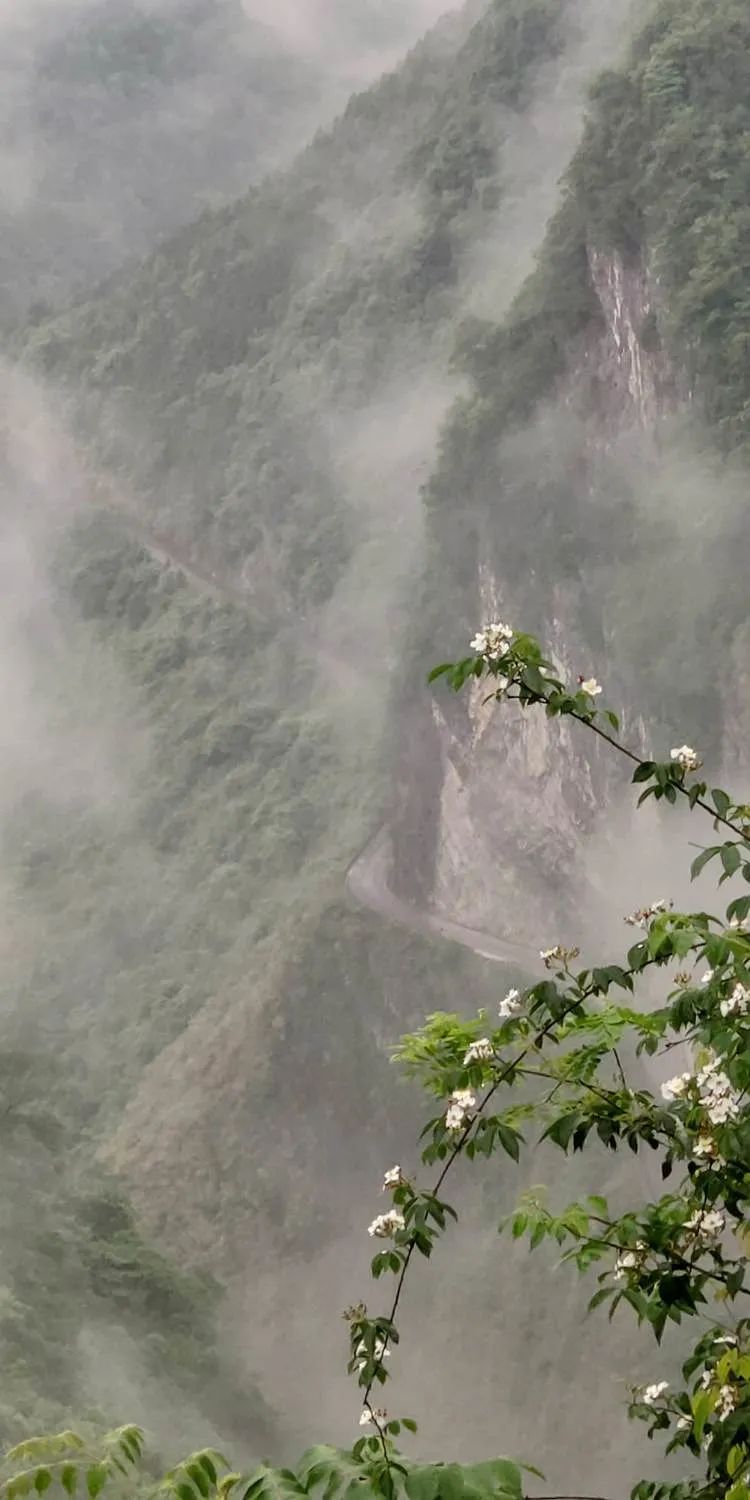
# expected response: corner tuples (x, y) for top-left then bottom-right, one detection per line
(684, 1207), (725, 1243)
(696, 1055), (741, 1125)
(720, 981), (750, 1018)
(368, 1209), (405, 1239)
(463, 1037), (494, 1065)
(661, 1055), (742, 1125)
(625, 898), (670, 929)
(498, 988), (522, 1019)
(671, 744), (701, 773)
(470, 622), (514, 662)
(445, 1088), (476, 1134)
(382, 1165), (407, 1191)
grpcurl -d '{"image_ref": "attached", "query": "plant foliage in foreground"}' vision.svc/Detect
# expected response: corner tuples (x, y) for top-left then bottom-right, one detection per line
(5, 617), (750, 1500)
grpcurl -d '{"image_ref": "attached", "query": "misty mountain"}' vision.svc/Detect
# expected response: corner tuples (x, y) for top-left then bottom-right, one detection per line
(0, 0), (457, 324)
(2, 0), (749, 1487)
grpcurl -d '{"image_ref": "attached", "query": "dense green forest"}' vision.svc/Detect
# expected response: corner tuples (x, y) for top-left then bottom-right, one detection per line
(1, 0), (749, 1482)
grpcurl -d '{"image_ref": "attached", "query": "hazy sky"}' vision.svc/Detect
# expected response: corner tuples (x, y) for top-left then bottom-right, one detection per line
(239, 0), (455, 76)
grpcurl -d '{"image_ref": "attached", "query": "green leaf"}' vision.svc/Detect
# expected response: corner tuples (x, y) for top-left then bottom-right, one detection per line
(721, 844), (742, 878)
(7, 1477), (32, 1500)
(691, 846), (719, 879)
(540, 1114), (577, 1151)
(588, 1287), (613, 1311)
(241, 1468), (306, 1500)
(458, 1460), (522, 1500)
(587, 1196), (608, 1215)
(187, 1466), (211, 1498)
(632, 762), (656, 784)
(86, 1467), (109, 1500)
(496, 1124), (520, 1161)
(33, 1474), (52, 1496)
(60, 1469), (77, 1498)
(713, 788), (731, 817)
(727, 1446), (745, 1478)
(427, 664), (454, 684)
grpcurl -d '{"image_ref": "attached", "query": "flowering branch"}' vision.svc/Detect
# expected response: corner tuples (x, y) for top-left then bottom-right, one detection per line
(343, 619), (750, 1500)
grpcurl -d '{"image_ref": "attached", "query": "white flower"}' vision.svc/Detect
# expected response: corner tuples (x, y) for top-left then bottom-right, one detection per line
(382, 1165), (405, 1191)
(614, 1250), (638, 1280)
(729, 915), (745, 931)
(445, 1087), (476, 1134)
(498, 988), (522, 1019)
(368, 1209), (406, 1239)
(720, 982), (750, 1019)
(359, 1407), (388, 1428)
(701, 969), (714, 986)
(470, 622), (514, 662)
(661, 1072), (692, 1102)
(614, 1242), (647, 1282)
(713, 1332), (738, 1347)
(671, 745), (700, 773)
(716, 1384), (738, 1420)
(625, 898), (669, 929)
(464, 1037), (494, 1065)
(676, 1414), (691, 1431)
(642, 1381), (669, 1406)
(693, 1133), (718, 1161)
(685, 1207), (725, 1242)
(580, 677), (602, 697)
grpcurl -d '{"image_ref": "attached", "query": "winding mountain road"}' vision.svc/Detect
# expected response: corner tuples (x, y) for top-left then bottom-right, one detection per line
(346, 825), (543, 973)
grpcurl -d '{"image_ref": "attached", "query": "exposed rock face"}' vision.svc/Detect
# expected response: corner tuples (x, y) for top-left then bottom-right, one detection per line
(387, 248), (672, 944)
(586, 248), (675, 430)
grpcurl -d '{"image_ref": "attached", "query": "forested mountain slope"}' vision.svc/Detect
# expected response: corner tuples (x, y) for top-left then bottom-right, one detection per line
(4, 0), (749, 1486)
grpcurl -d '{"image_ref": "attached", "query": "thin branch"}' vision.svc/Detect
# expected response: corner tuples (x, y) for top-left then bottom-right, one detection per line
(504, 683), (747, 840)
(363, 1003), (578, 1406)
(556, 699), (745, 842)
(363, 960), (659, 1405)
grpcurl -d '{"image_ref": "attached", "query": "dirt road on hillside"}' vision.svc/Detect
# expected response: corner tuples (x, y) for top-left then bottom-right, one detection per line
(346, 825), (543, 973)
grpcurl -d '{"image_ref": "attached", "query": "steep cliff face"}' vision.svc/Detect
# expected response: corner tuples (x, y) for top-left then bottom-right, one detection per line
(388, 245), (670, 946)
